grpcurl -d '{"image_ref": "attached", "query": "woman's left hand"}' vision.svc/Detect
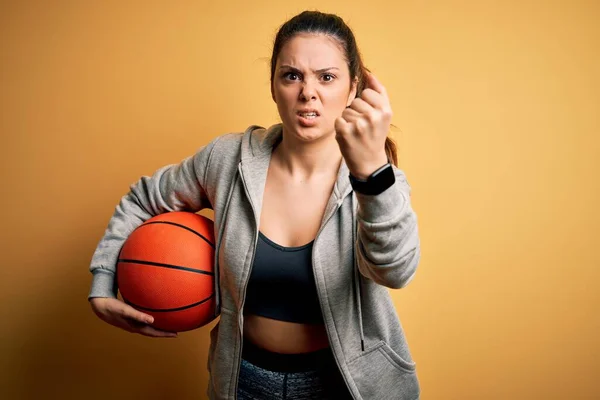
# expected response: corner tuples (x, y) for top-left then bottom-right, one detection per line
(335, 71), (392, 180)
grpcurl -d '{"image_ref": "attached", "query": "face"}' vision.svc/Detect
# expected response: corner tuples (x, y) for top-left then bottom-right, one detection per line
(271, 33), (358, 142)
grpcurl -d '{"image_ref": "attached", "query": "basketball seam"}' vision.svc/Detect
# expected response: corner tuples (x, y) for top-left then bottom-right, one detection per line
(139, 221), (215, 248)
(123, 293), (215, 312)
(118, 258), (215, 276)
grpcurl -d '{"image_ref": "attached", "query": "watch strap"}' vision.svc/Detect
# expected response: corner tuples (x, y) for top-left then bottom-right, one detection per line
(349, 163), (395, 196)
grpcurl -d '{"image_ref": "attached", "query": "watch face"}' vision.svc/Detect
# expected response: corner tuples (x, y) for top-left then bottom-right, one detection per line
(350, 164), (395, 195)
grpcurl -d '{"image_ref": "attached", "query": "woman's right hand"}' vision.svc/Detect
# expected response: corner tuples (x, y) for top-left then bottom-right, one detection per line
(89, 297), (178, 338)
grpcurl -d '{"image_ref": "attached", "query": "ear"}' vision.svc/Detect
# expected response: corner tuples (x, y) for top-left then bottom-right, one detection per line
(346, 77), (358, 107)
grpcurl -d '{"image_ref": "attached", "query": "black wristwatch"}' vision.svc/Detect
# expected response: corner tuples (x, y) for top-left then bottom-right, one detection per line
(349, 163), (395, 196)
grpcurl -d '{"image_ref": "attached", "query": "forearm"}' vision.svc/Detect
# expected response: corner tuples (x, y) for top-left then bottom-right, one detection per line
(354, 168), (420, 289)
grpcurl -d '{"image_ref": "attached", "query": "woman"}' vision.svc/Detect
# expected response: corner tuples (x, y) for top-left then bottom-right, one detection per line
(88, 10), (421, 400)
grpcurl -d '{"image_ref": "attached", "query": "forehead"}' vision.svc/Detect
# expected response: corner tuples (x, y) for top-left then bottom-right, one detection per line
(277, 33), (347, 69)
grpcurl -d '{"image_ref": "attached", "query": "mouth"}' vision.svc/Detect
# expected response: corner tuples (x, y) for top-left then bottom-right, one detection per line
(296, 109), (320, 119)
(296, 111), (320, 127)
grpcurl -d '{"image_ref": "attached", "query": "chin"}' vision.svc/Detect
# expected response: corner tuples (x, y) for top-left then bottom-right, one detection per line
(283, 122), (333, 143)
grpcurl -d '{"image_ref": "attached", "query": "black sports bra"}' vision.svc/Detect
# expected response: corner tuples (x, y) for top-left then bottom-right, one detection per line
(243, 231), (324, 324)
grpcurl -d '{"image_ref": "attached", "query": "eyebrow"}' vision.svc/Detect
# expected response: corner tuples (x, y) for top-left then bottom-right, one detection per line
(279, 65), (340, 73)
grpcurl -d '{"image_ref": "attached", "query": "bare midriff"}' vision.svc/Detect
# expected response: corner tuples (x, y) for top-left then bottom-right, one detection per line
(243, 314), (330, 354)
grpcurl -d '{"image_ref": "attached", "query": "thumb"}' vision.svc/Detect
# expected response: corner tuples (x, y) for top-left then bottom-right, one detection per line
(120, 303), (154, 324)
(335, 116), (351, 139)
(363, 70), (386, 96)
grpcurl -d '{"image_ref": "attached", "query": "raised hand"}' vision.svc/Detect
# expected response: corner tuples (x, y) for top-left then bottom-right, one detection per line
(335, 71), (392, 179)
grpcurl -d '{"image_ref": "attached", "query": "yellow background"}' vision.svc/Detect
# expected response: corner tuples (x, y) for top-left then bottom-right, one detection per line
(2, 1), (598, 399)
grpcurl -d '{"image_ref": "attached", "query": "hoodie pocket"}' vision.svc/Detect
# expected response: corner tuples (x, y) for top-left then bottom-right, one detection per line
(347, 341), (419, 400)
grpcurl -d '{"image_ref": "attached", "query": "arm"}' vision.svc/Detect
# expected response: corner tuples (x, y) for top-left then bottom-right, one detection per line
(88, 135), (223, 300)
(354, 167), (420, 289)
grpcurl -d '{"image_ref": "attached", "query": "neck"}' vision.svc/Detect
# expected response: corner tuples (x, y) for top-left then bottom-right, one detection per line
(272, 128), (342, 182)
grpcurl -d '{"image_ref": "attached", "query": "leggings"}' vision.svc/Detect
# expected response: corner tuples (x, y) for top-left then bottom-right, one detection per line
(237, 340), (353, 400)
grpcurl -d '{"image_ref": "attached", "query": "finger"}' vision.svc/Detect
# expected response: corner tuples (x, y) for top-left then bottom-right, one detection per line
(119, 304), (154, 324)
(364, 71), (388, 97)
(348, 97), (374, 115)
(121, 317), (177, 338)
(359, 89), (387, 111)
(137, 325), (178, 338)
(340, 110), (367, 134)
(335, 116), (354, 138)
(123, 316), (149, 331)
(341, 107), (362, 123)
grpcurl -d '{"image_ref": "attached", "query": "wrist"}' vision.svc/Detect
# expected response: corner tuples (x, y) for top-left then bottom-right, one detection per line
(349, 155), (389, 180)
(349, 163), (395, 196)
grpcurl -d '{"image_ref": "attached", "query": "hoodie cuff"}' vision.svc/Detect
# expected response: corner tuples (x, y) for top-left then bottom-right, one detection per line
(88, 270), (118, 300)
(354, 181), (407, 224)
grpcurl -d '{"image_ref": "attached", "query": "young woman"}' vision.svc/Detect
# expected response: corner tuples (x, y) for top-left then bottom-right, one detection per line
(88, 10), (421, 400)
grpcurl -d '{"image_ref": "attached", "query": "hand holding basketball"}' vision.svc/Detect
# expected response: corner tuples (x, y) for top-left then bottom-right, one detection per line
(90, 297), (178, 338)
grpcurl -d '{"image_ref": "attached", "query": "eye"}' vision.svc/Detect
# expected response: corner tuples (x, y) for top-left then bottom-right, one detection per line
(322, 73), (336, 82)
(283, 72), (301, 81)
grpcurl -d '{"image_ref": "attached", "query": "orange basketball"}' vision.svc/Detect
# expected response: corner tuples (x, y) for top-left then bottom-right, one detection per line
(116, 211), (217, 332)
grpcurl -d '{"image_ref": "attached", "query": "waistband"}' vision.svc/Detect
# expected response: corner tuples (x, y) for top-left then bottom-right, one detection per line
(241, 339), (336, 373)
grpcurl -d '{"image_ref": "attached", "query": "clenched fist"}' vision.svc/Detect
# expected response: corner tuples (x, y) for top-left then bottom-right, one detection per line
(335, 71), (392, 180)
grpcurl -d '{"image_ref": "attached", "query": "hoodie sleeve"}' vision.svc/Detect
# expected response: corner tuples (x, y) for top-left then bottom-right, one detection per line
(87, 135), (223, 300)
(354, 167), (421, 289)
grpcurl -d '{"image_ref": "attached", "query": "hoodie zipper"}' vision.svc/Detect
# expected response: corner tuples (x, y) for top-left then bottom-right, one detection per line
(213, 171), (241, 316)
(311, 192), (359, 400)
(232, 162), (260, 399)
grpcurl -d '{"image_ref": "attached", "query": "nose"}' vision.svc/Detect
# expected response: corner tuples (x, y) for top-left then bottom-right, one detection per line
(299, 79), (317, 101)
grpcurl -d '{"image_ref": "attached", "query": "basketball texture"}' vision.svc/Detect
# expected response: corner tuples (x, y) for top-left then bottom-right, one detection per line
(116, 211), (216, 332)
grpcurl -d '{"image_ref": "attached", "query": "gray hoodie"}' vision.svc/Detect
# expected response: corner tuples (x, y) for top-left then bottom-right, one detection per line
(88, 123), (421, 399)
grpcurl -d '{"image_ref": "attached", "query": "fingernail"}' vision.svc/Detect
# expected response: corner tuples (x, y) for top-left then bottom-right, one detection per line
(146, 317), (154, 324)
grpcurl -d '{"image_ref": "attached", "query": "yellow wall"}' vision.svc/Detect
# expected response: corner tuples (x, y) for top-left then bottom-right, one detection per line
(2, 1), (598, 399)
